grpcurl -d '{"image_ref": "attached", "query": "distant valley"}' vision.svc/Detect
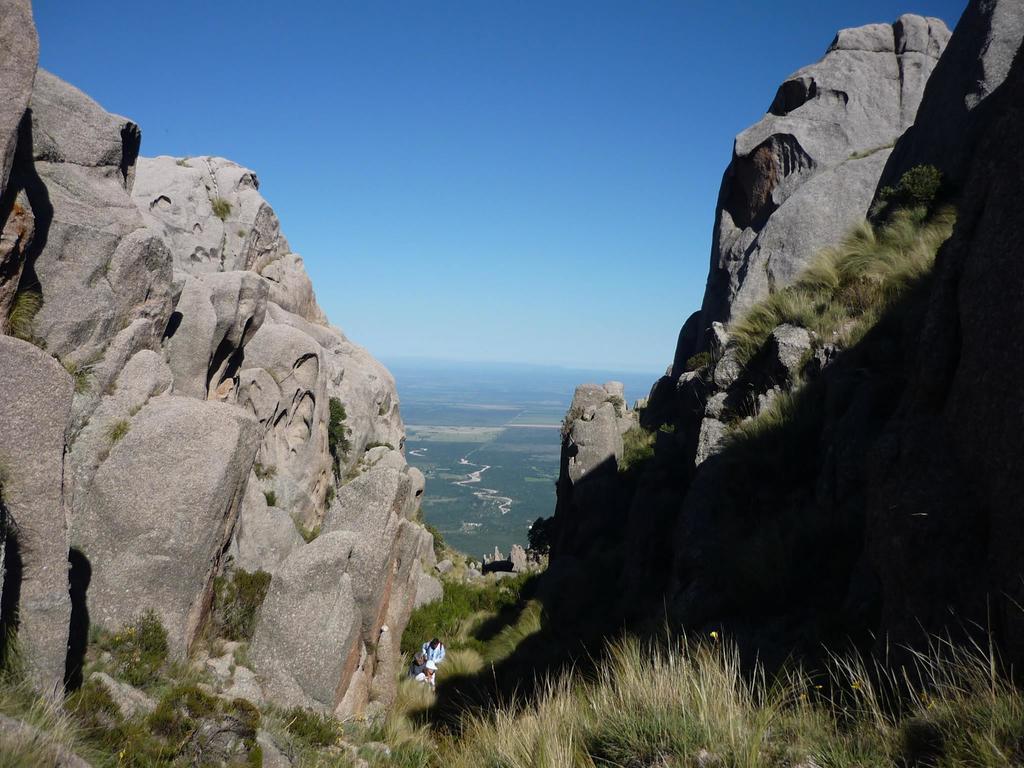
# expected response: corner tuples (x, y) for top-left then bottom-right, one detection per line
(387, 359), (655, 556)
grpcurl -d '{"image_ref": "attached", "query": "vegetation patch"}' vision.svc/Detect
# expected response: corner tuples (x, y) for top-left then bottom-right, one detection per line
(619, 424), (655, 472)
(252, 461), (276, 480)
(210, 196), (232, 221)
(106, 419), (130, 444)
(6, 289), (42, 344)
(62, 359), (93, 394)
(685, 349), (714, 372)
(401, 573), (536, 658)
(94, 610), (169, 687)
(606, 394), (626, 417)
(263, 489), (277, 507)
(527, 516), (554, 555)
(433, 634), (1024, 768)
(328, 397), (351, 474)
(211, 568), (272, 642)
(727, 183), (955, 369)
(282, 706), (342, 747)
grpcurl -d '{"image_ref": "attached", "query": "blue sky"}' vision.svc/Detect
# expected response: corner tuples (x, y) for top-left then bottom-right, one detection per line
(34, 0), (965, 374)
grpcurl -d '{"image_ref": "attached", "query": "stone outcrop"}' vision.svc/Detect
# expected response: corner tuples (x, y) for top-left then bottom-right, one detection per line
(552, 382), (638, 560)
(0, 0), (435, 713)
(679, 14), (949, 369)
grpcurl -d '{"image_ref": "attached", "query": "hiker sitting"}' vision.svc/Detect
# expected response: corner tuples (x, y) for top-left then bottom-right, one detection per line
(422, 637), (446, 665)
(408, 652), (427, 679)
(414, 659), (438, 688)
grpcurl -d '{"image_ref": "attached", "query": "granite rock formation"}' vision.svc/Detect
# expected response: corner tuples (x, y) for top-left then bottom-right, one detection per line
(678, 14), (949, 372)
(551, 0), (1024, 670)
(0, 0), (435, 718)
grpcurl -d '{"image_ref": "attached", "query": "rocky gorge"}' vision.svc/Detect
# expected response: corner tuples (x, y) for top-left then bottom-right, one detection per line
(3, 0), (1024, 765)
(0, 0), (440, 735)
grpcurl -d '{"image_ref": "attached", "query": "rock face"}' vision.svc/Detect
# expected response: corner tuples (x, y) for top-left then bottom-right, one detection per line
(0, 1), (36, 199)
(75, 396), (259, 653)
(0, 1), (434, 713)
(0, 0), (38, 331)
(549, 0), (1024, 672)
(877, 0), (1024, 190)
(0, 336), (72, 698)
(862, 13), (1024, 665)
(682, 14), (949, 367)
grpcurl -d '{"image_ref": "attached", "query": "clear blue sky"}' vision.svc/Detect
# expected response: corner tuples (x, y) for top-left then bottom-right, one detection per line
(34, 0), (965, 374)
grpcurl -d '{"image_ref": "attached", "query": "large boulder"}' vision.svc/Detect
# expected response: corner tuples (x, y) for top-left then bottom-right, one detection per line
(686, 15), (949, 352)
(229, 480), (304, 576)
(75, 396), (259, 654)
(249, 532), (363, 711)
(24, 70), (173, 365)
(163, 270), (267, 400)
(0, 336), (72, 697)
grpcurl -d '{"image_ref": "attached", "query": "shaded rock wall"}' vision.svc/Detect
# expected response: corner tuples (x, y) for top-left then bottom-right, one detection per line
(551, 0), (1024, 669)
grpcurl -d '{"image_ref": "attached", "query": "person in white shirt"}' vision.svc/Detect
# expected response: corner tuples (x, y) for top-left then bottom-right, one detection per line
(422, 637), (446, 665)
(415, 659), (437, 688)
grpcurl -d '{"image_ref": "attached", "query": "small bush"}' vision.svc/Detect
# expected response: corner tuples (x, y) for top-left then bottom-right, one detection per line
(877, 164), (943, 213)
(175, 157), (190, 167)
(211, 568), (271, 641)
(685, 350), (714, 372)
(253, 461), (276, 480)
(328, 397), (351, 473)
(107, 419), (130, 444)
(263, 490), (277, 507)
(211, 197), (232, 221)
(324, 484), (335, 507)
(527, 516), (555, 555)
(606, 394), (626, 417)
(6, 289), (42, 342)
(62, 360), (93, 394)
(147, 683), (218, 742)
(283, 706), (342, 747)
(296, 520), (320, 543)
(100, 610), (169, 687)
(365, 441), (395, 451)
(619, 425), (655, 472)
(560, 402), (585, 439)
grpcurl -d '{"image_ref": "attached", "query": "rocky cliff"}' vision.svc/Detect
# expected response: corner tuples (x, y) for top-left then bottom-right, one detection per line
(675, 14), (949, 372)
(552, 0), (1024, 670)
(0, 0), (437, 716)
